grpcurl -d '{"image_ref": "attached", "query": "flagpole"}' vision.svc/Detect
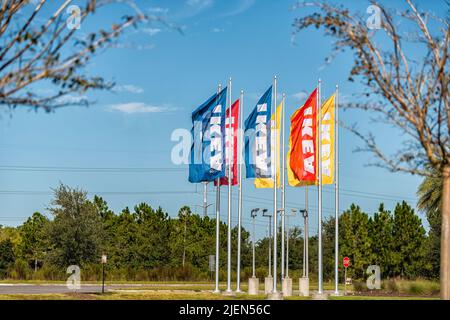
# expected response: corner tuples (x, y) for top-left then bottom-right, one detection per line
(317, 78), (323, 295)
(214, 83), (222, 294)
(281, 93), (286, 280)
(305, 186), (309, 277)
(226, 77), (233, 293)
(334, 84), (340, 295)
(272, 75), (278, 294)
(236, 89), (244, 293)
(203, 182), (208, 217)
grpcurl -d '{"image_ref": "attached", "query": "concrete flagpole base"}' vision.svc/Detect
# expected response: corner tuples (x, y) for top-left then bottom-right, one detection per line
(267, 292), (283, 300)
(248, 277), (259, 295)
(282, 277), (292, 297)
(312, 292), (329, 300)
(264, 276), (273, 294)
(298, 277), (310, 297)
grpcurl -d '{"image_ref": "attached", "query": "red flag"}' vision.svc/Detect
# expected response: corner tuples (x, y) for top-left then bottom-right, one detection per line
(289, 89), (317, 183)
(215, 99), (239, 186)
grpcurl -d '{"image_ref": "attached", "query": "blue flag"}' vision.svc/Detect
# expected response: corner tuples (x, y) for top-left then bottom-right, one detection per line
(244, 86), (272, 179)
(189, 88), (227, 183)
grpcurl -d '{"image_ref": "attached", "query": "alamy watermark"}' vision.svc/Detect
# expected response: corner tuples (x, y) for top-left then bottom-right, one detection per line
(66, 5), (81, 30)
(66, 265), (81, 290)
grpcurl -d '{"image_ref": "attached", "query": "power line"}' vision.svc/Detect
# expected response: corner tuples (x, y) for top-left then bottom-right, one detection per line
(0, 165), (187, 173)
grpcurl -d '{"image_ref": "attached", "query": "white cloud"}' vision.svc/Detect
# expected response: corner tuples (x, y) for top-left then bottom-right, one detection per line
(109, 102), (169, 114)
(187, 0), (213, 8)
(142, 28), (162, 36)
(223, 0), (256, 17)
(113, 84), (144, 94)
(56, 95), (88, 105)
(147, 7), (169, 15)
(212, 27), (224, 33)
(291, 91), (308, 102)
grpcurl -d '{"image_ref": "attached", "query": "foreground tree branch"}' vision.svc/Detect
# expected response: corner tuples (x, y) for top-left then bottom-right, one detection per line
(292, 0), (449, 299)
(0, 0), (165, 111)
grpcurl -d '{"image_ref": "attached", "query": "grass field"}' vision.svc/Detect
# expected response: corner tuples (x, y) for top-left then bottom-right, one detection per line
(0, 279), (440, 300)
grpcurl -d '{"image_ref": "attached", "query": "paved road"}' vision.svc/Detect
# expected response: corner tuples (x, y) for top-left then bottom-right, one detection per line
(0, 283), (212, 295)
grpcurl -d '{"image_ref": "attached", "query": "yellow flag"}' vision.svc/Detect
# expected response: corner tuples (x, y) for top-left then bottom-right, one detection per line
(320, 94), (335, 185)
(287, 94), (335, 186)
(254, 102), (282, 188)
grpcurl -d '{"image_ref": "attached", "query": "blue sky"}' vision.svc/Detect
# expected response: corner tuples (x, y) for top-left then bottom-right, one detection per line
(0, 0), (443, 239)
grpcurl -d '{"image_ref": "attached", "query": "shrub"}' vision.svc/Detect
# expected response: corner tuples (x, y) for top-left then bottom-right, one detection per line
(352, 281), (367, 292)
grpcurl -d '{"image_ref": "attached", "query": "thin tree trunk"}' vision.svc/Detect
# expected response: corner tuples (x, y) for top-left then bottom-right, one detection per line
(441, 165), (450, 300)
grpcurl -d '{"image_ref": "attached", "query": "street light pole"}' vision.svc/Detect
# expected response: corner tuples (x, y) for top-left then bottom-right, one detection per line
(285, 209), (296, 278)
(251, 208), (260, 278)
(262, 209), (272, 277)
(300, 208), (309, 278)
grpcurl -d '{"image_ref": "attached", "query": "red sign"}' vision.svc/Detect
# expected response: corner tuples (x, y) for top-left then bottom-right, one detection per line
(343, 257), (350, 268)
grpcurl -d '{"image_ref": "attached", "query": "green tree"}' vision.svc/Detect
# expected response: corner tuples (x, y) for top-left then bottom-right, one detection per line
(47, 184), (104, 268)
(369, 204), (395, 278)
(392, 201), (429, 278)
(339, 204), (372, 279)
(0, 239), (15, 278)
(417, 172), (442, 278)
(19, 212), (49, 272)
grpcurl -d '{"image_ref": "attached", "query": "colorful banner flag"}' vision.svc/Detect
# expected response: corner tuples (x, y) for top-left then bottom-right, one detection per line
(188, 88), (227, 183)
(320, 94), (335, 185)
(255, 102), (282, 188)
(287, 89), (317, 186)
(215, 99), (240, 186)
(244, 86), (272, 179)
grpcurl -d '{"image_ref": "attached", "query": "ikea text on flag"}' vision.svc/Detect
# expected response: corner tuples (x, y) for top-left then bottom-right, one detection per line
(244, 86), (272, 179)
(288, 88), (318, 186)
(320, 94), (335, 185)
(215, 99), (240, 186)
(255, 102), (282, 188)
(188, 88), (227, 183)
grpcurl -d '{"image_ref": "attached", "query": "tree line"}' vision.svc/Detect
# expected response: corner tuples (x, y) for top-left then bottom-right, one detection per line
(0, 184), (436, 282)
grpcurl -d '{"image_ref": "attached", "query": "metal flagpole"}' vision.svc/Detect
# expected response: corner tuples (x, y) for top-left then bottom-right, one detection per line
(281, 93), (286, 280)
(334, 85), (340, 295)
(305, 186), (309, 277)
(236, 90), (244, 293)
(317, 79), (323, 295)
(272, 75), (278, 293)
(226, 77), (233, 293)
(214, 83), (222, 293)
(251, 210), (257, 278)
(203, 182), (208, 217)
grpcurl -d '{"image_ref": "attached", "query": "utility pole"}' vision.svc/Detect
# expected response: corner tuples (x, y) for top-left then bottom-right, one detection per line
(182, 209), (188, 267)
(202, 182), (211, 217)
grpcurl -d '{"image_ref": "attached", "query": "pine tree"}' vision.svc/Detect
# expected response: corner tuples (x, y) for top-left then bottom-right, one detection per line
(339, 204), (372, 279)
(392, 201), (429, 278)
(369, 204), (395, 278)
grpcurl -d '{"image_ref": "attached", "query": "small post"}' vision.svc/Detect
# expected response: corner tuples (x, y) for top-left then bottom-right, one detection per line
(344, 267), (347, 295)
(101, 254), (107, 294)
